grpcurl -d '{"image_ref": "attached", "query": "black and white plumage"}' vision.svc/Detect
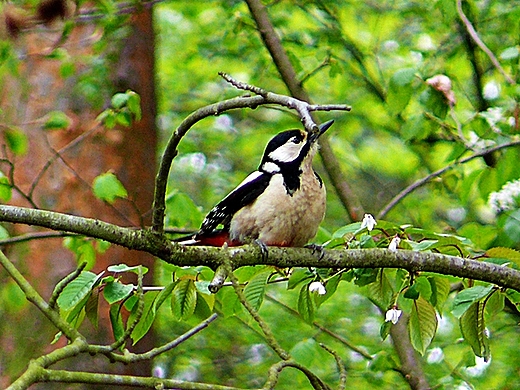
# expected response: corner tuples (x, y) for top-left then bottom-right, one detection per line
(183, 120), (334, 247)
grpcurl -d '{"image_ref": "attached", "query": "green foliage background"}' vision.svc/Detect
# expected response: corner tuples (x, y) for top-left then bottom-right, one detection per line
(1, 0), (520, 389)
(150, 1), (520, 388)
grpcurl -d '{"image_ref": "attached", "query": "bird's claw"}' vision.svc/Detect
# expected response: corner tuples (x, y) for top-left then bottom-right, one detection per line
(305, 243), (325, 260)
(254, 239), (269, 261)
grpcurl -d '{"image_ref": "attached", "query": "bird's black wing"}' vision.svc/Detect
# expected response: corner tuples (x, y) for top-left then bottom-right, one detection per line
(198, 171), (272, 235)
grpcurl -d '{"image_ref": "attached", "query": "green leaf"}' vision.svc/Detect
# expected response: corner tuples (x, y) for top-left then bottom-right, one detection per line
(315, 273), (342, 307)
(503, 210), (520, 243)
(4, 126), (28, 155)
(366, 269), (394, 309)
(171, 279), (197, 321)
(92, 172), (128, 204)
(56, 271), (102, 311)
(129, 291), (159, 345)
(460, 301), (490, 361)
(103, 281), (134, 305)
(404, 283), (420, 300)
(0, 172), (12, 202)
(43, 111), (72, 130)
(290, 338), (319, 367)
(165, 191), (203, 229)
(331, 222), (363, 239)
(217, 286), (241, 318)
(111, 92), (129, 109)
(387, 68), (416, 114)
(428, 276), (450, 309)
(452, 285), (494, 318)
(107, 263), (149, 275)
(126, 90), (142, 121)
(486, 247), (520, 267)
(287, 268), (313, 290)
(109, 303), (125, 345)
(244, 271), (270, 311)
(409, 297), (438, 355)
(298, 283), (316, 324)
(85, 288), (99, 328)
(156, 282), (175, 309)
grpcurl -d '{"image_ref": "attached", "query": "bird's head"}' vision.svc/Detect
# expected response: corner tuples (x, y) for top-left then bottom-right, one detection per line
(260, 120), (334, 173)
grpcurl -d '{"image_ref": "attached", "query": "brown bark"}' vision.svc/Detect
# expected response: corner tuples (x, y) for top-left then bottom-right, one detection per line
(0, 8), (157, 388)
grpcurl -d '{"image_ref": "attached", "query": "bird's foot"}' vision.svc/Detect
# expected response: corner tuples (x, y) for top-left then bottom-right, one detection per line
(304, 243), (325, 260)
(254, 239), (269, 261)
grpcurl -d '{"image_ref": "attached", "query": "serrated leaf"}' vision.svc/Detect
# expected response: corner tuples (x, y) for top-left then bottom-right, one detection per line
(43, 111), (72, 130)
(244, 271), (270, 311)
(460, 301), (490, 361)
(409, 297), (438, 354)
(56, 271), (102, 311)
(486, 247), (520, 267)
(287, 268), (313, 290)
(129, 291), (159, 345)
(193, 292), (212, 319)
(452, 285), (494, 318)
(366, 269), (394, 309)
(171, 279), (197, 320)
(217, 286), (241, 318)
(92, 172), (128, 204)
(428, 276), (450, 309)
(298, 283), (316, 324)
(155, 282), (175, 309)
(103, 281), (134, 305)
(380, 321), (392, 341)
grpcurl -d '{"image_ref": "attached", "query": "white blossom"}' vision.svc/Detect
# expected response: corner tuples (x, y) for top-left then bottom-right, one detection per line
(389, 236), (401, 252)
(483, 80), (500, 100)
(385, 308), (402, 324)
(488, 179), (520, 213)
(360, 214), (377, 231)
(308, 281), (326, 295)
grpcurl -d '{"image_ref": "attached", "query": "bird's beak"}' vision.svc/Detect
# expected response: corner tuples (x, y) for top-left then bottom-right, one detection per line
(309, 119), (334, 142)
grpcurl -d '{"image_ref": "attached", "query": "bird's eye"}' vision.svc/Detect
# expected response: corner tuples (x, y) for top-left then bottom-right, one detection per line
(291, 136), (302, 144)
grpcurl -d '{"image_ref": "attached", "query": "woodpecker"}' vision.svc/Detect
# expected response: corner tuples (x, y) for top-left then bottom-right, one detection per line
(180, 120), (334, 248)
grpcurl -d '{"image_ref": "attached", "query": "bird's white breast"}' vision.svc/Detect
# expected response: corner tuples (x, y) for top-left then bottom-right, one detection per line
(229, 166), (326, 247)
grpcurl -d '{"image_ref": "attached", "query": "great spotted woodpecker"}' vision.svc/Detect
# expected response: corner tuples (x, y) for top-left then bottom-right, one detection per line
(180, 120), (334, 247)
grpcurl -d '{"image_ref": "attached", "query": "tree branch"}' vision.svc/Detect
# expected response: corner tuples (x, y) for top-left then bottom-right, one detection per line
(377, 140), (520, 219)
(1, 204), (520, 292)
(151, 80), (350, 233)
(456, 0), (515, 85)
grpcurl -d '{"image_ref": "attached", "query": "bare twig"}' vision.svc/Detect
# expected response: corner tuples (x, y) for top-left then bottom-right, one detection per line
(377, 140), (520, 219)
(151, 80), (350, 233)
(244, 0), (364, 221)
(319, 343), (347, 390)
(220, 257), (290, 361)
(456, 0), (515, 85)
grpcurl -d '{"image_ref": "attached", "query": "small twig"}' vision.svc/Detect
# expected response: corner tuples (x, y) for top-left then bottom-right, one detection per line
(0, 250), (82, 341)
(90, 313), (218, 362)
(220, 256), (290, 361)
(456, 0), (515, 85)
(0, 231), (77, 246)
(378, 140), (520, 219)
(319, 343), (347, 390)
(48, 262), (88, 310)
(209, 265), (228, 293)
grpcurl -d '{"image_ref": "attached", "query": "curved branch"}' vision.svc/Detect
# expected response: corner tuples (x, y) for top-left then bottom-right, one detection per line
(377, 140), (520, 219)
(456, 0), (515, 85)
(151, 82), (350, 233)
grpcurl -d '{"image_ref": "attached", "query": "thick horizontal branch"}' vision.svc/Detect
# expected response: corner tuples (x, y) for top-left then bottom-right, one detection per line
(1, 205), (519, 292)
